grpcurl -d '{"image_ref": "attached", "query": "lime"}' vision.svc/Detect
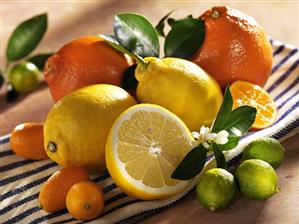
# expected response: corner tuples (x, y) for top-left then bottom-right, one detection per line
(196, 168), (237, 211)
(8, 61), (40, 93)
(235, 159), (279, 200)
(242, 137), (285, 168)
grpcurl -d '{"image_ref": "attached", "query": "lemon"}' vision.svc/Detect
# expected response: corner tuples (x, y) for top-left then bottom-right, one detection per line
(105, 104), (195, 199)
(242, 137), (285, 169)
(196, 168), (237, 211)
(235, 159), (279, 200)
(44, 84), (136, 172)
(135, 57), (223, 131)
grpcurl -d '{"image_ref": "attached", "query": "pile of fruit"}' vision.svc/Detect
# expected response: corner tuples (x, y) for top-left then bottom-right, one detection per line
(7, 6), (286, 221)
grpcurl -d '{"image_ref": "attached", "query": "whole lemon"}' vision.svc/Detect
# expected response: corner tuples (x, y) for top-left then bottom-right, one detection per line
(44, 84), (136, 172)
(136, 57), (223, 131)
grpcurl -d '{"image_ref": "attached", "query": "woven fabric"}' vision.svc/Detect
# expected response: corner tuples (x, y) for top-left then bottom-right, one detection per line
(0, 39), (298, 224)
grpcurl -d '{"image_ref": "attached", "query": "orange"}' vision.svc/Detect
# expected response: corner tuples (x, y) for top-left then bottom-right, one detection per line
(10, 123), (47, 160)
(66, 181), (104, 221)
(191, 6), (273, 89)
(230, 81), (276, 129)
(44, 36), (131, 102)
(39, 166), (89, 212)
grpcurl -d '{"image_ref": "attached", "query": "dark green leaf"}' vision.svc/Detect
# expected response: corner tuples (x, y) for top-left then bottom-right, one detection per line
(167, 18), (176, 26)
(167, 15), (193, 27)
(172, 145), (207, 180)
(225, 106), (257, 137)
(122, 64), (138, 90)
(212, 85), (233, 133)
(114, 13), (159, 57)
(28, 53), (53, 70)
(213, 147), (227, 169)
(214, 136), (240, 151)
(164, 18), (205, 58)
(155, 11), (173, 37)
(6, 13), (48, 61)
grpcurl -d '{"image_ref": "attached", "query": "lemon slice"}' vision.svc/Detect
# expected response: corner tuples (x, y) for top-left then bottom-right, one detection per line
(105, 104), (195, 200)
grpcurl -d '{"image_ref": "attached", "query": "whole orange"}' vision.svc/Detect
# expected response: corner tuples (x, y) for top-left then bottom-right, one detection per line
(44, 36), (131, 101)
(191, 6), (273, 89)
(10, 123), (48, 160)
(39, 166), (89, 212)
(66, 181), (104, 221)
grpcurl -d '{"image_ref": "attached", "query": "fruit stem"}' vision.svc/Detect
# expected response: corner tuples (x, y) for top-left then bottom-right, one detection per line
(210, 10), (220, 19)
(133, 53), (149, 68)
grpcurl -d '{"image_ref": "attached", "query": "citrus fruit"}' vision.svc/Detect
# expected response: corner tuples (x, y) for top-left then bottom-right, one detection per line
(235, 159), (279, 200)
(196, 168), (236, 211)
(44, 36), (131, 102)
(106, 104), (196, 199)
(242, 137), (285, 169)
(39, 166), (89, 212)
(230, 80), (277, 129)
(10, 123), (48, 160)
(191, 6), (272, 88)
(135, 57), (223, 131)
(44, 84), (136, 172)
(8, 61), (40, 93)
(66, 181), (104, 221)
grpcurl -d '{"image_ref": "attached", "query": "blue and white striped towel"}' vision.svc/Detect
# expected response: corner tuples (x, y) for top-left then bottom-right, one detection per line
(1, 39), (298, 224)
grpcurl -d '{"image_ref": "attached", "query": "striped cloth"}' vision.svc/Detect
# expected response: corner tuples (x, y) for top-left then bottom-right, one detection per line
(1, 39), (298, 224)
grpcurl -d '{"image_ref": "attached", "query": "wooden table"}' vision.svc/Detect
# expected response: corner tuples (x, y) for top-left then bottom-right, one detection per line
(1, 1), (299, 224)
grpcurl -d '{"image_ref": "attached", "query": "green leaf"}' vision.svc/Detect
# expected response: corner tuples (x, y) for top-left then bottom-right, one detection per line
(214, 136), (240, 151)
(224, 106), (257, 137)
(212, 85), (233, 133)
(167, 15), (193, 27)
(172, 145), (207, 180)
(6, 13), (48, 61)
(28, 53), (52, 70)
(100, 34), (147, 66)
(213, 147), (227, 169)
(114, 13), (160, 57)
(164, 18), (205, 58)
(155, 11), (173, 37)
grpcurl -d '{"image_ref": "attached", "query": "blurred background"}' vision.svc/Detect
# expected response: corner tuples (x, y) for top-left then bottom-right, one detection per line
(1, 0), (298, 68)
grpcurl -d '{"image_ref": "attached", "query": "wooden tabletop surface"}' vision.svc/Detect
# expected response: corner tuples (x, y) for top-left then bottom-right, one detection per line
(1, 1), (299, 224)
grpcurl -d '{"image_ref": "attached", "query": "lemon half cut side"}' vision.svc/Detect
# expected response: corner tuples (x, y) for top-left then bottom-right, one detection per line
(105, 104), (195, 200)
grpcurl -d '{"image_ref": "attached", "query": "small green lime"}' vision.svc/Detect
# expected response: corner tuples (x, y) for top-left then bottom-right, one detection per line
(235, 159), (279, 200)
(196, 168), (237, 212)
(8, 61), (40, 93)
(242, 137), (285, 168)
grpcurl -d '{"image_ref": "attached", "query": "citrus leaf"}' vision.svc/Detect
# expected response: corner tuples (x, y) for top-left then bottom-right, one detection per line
(114, 13), (159, 57)
(214, 136), (240, 151)
(6, 13), (47, 61)
(172, 145), (207, 180)
(167, 15), (193, 27)
(213, 147), (227, 169)
(212, 85), (233, 133)
(28, 53), (53, 70)
(224, 106), (257, 137)
(100, 34), (147, 66)
(155, 11), (173, 37)
(164, 18), (204, 58)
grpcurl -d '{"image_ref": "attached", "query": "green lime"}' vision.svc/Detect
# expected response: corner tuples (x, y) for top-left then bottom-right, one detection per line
(242, 137), (285, 168)
(8, 61), (40, 93)
(235, 159), (279, 200)
(196, 168), (237, 211)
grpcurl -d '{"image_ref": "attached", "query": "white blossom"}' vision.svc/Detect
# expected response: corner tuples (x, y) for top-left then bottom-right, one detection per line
(192, 126), (229, 149)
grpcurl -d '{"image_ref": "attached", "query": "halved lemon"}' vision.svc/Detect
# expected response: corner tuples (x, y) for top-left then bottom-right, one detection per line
(105, 104), (195, 200)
